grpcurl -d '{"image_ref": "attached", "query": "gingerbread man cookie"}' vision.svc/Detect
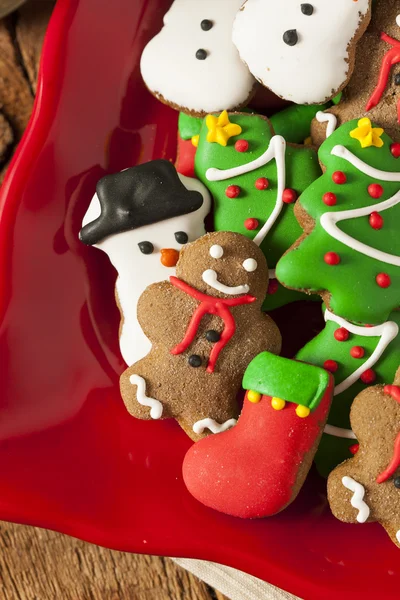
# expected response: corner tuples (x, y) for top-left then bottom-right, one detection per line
(312, 0), (400, 145)
(328, 368), (400, 549)
(120, 231), (281, 441)
(233, 0), (372, 105)
(140, 0), (256, 116)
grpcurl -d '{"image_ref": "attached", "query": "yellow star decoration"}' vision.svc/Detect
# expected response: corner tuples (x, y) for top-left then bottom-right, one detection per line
(206, 110), (242, 147)
(350, 117), (384, 149)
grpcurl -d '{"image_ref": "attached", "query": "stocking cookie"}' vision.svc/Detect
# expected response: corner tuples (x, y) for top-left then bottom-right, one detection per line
(297, 308), (400, 476)
(120, 231), (281, 441)
(328, 368), (400, 549)
(183, 352), (334, 518)
(276, 119), (400, 325)
(140, 0), (256, 117)
(312, 0), (400, 145)
(233, 0), (372, 105)
(80, 160), (211, 366)
(194, 111), (321, 309)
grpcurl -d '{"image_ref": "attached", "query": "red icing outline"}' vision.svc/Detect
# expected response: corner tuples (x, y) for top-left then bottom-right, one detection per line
(377, 432), (400, 483)
(366, 32), (400, 123)
(169, 276), (256, 373)
(384, 385), (400, 404)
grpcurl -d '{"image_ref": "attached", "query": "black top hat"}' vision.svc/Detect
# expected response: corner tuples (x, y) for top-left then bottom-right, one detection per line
(79, 159), (204, 245)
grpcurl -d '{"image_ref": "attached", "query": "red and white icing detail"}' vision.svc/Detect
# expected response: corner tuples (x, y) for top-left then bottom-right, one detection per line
(316, 111), (338, 138)
(232, 0), (370, 104)
(202, 269), (250, 295)
(342, 476), (370, 523)
(320, 145), (400, 267)
(192, 418), (237, 435)
(206, 136), (287, 246)
(129, 375), (163, 419)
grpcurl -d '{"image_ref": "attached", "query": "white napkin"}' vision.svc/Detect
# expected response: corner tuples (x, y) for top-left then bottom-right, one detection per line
(173, 559), (301, 600)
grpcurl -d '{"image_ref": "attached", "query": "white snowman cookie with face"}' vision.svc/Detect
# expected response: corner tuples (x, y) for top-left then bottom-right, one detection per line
(140, 0), (256, 116)
(80, 160), (211, 366)
(233, 0), (372, 105)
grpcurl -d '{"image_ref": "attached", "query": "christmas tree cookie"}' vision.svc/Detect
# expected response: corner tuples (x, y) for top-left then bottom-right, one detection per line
(276, 118), (400, 325)
(195, 111), (321, 310)
(297, 308), (400, 476)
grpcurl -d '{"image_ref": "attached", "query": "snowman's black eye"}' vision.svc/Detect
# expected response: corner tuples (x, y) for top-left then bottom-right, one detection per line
(301, 4), (314, 16)
(283, 29), (298, 46)
(138, 241), (154, 255)
(393, 476), (400, 489)
(201, 19), (213, 31)
(174, 231), (188, 244)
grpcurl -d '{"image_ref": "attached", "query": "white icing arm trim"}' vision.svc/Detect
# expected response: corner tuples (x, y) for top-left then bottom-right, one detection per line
(324, 424), (357, 439)
(129, 374), (163, 420)
(202, 269), (249, 295)
(342, 476), (370, 523)
(205, 136), (287, 248)
(193, 418), (237, 435)
(396, 530), (400, 545)
(325, 310), (399, 396)
(331, 145), (400, 182)
(320, 190), (400, 267)
(316, 112), (337, 138)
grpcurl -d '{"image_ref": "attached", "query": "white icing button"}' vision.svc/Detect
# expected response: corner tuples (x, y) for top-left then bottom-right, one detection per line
(209, 244), (224, 259)
(242, 258), (257, 272)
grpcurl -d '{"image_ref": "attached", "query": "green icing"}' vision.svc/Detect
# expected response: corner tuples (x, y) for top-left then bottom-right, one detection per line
(242, 351), (330, 410)
(178, 113), (203, 140)
(331, 92), (342, 105)
(270, 103), (329, 144)
(276, 119), (400, 324)
(297, 309), (400, 476)
(194, 112), (321, 310)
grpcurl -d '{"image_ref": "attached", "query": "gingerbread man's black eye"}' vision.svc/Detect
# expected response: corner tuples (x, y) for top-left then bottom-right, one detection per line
(395, 73), (400, 86)
(174, 231), (188, 244)
(393, 476), (400, 489)
(138, 241), (154, 255)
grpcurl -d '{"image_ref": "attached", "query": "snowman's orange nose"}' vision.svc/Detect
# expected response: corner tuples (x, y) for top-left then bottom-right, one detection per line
(160, 248), (180, 267)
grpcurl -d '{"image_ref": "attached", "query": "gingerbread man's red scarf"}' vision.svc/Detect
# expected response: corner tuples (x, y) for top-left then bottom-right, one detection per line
(366, 32), (400, 123)
(376, 385), (400, 484)
(169, 276), (256, 373)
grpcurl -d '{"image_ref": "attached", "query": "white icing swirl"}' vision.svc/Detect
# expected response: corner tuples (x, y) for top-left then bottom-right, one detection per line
(202, 269), (249, 295)
(316, 111), (337, 138)
(129, 375), (163, 420)
(192, 418), (237, 435)
(342, 476), (370, 523)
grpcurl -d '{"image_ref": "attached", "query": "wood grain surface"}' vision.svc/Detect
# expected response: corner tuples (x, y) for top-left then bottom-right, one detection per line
(0, 2), (227, 598)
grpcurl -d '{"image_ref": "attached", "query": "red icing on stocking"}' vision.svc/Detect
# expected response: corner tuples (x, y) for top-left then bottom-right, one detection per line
(366, 32), (400, 123)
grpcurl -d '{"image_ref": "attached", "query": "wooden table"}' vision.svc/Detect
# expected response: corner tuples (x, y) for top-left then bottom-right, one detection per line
(0, 3), (227, 597)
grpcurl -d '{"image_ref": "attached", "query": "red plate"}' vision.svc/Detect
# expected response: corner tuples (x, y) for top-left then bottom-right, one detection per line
(0, 1), (399, 598)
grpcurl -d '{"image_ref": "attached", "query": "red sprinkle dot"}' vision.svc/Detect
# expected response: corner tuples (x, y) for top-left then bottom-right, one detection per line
(225, 185), (241, 199)
(332, 171), (347, 185)
(350, 346), (365, 359)
(360, 369), (376, 385)
(349, 443), (360, 455)
(324, 252), (341, 265)
(368, 183), (384, 199)
(255, 177), (269, 190)
(235, 139), (249, 153)
(267, 279), (279, 295)
(369, 211), (384, 230)
(324, 359), (339, 373)
(323, 192), (337, 206)
(390, 143), (400, 158)
(376, 273), (391, 288)
(282, 188), (297, 204)
(244, 218), (259, 231)
(334, 327), (349, 342)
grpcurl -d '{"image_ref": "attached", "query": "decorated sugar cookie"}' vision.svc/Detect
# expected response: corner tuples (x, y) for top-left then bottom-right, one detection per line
(80, 160), (211, 366)
(328, 368), (400, 549)
(119, 231), (281, 441)
(183, 352), (334, 518)
(194, 111), (321, 309)
(140, 0), (256, 117)
(312, 0), (400, 145)
(276, 119), (400, 325)
(297, 308), (400, 475)
(233, 0), (372, 105)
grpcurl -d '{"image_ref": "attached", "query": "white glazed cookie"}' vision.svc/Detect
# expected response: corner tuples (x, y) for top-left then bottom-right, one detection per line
(140, 0), (256, 116)
(80, 161), (211, 367)
(233, 0), (372, 105)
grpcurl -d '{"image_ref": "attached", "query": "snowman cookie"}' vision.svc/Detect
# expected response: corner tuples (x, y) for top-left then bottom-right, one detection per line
(140, 0), (256, 116)
(233, 0), (372, 105)
(120, 231), (281, 441)
(80, 160), (211, 366)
